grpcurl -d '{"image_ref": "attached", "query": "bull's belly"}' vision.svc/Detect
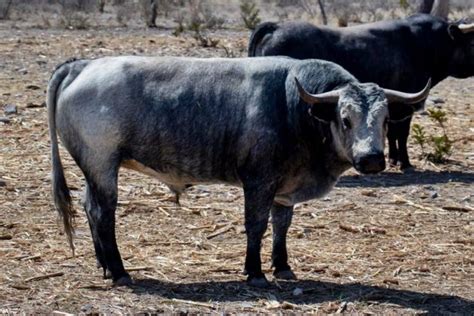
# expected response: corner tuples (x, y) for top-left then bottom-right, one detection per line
(121, 159), (240, 192)
(274, 173), (340, 207)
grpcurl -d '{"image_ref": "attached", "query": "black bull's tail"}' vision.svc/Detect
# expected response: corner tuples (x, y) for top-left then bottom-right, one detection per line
(47, 59), (78, 254)
(248, 22), (278, 57)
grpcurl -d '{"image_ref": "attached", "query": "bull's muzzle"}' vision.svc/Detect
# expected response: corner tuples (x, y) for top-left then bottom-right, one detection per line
(354, 152), (386, 174)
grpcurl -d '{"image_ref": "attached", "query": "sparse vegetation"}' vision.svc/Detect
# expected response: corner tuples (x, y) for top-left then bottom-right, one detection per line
(240, 0), (261, 30)
(412, 108), (453, 163)
(171, 1), (221, 47)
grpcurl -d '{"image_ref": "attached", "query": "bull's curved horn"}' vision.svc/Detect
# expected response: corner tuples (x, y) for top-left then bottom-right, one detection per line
(458, 23), (474, 33)
(295, 77), (340, 104)
(383, 79), (431, 104)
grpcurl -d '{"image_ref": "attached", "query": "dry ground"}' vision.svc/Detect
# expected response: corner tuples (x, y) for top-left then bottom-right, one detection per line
(0, 26), (473, 314)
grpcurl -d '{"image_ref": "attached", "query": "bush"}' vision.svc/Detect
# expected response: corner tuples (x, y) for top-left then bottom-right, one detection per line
(240, 0), (260, 30)
(411, 108), (453, 164)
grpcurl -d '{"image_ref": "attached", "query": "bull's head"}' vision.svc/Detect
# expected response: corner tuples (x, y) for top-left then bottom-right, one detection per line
(448, 21), (474, 77)
(295, 79), (431, 174)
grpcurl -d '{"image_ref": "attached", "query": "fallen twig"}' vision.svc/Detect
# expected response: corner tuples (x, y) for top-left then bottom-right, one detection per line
(393, 194), (445, 212)
(126, 266), (153, 272)
(24, 272), (64, 282)
(207, 224), (234, 239)
(442, 205), (472, 213)
(164, 298), (215, 309)
(339, 223), (360, 233)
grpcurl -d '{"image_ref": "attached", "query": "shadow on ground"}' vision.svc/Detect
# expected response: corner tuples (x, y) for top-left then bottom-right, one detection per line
(337, 170), (474, 188)
(123, 278), (473, 314)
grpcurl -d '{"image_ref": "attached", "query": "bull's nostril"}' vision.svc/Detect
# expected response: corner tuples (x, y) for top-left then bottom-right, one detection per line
(356, 153), (385, 173)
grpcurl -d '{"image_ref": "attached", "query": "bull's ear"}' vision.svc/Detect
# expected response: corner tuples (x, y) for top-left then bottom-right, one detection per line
(388, 103), (415, 122)
(448, 24), (463, 41)
(295, 77), (338, 122)
(309, 105), (337, 122)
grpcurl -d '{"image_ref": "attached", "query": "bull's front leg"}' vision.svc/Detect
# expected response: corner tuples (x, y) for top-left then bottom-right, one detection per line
(271, 203), (296, 280)
(243, 183), (276, 288)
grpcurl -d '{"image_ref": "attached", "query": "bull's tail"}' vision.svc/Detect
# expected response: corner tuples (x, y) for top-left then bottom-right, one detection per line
(248, 21), (278, 57)
(47, 59), (77, 255)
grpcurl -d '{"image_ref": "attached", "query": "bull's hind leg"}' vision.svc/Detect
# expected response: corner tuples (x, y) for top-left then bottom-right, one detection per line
(387, 122), (399, 167)
(84, 184), (110, 279)
(271, 204), (296, 280)
(82, 161), (131, 285)
(397, 116), (413, 171)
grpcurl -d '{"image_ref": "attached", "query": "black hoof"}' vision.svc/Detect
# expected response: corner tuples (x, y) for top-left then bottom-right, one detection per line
(389, 158), (398, 167)
(400, 164), (415, 173)
(274, 269), (297, 280)
(247, 276), (270, 288)
(113, 275), (133, 286)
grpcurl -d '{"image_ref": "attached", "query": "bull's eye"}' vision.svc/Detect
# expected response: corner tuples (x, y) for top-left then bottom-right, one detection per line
(342, 118), (351, 130)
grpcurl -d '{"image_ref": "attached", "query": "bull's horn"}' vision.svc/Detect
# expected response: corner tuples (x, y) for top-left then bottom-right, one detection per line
(383, 79), (431, 104)
(295, 77), (340, 104)
(458, 23), (474, 33)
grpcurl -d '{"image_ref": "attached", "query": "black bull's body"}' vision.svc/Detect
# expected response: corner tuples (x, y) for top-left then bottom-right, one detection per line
(48, 56), (429, 287)
(248, 14), (474, 169)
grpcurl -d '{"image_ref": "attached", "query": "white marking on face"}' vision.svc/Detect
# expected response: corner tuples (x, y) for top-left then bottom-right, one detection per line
(331, 84), (389, 163)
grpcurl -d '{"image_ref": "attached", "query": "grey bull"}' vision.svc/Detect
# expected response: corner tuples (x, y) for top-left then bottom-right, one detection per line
(47, 56), (430, 287)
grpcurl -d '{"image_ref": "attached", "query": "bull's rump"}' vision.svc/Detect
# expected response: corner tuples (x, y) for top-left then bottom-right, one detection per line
(56, 56), (295, 184)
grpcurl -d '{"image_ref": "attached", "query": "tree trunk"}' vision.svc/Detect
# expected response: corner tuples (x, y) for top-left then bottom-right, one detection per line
(149, 0), (157, 27)
(98, 0), (106, 13)
(317, 0), (327, 25)
(417, 0), (434, 13)
(431, 0), (450, 20)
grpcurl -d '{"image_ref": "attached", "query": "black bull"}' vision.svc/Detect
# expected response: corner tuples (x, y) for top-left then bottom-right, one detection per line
(48, 56), (429, 287)
(248, 14), (474, 169)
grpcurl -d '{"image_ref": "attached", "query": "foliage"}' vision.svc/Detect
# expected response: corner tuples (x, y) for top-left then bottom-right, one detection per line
(240, 0), (261, 30)
(412, 123), (427, 153)
(399, 0), (409, 10)
(172, 1), (220, 48)
(428, 135), (452, 163)
(60, 11), (90, 29)
(412, 108), (453, 163)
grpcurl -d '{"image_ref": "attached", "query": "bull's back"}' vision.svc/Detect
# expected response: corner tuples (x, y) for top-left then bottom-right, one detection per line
(254, 20), (426, 90)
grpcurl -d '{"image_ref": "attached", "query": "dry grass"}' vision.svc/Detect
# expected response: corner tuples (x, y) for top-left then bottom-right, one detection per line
(0, 26), (473, 314)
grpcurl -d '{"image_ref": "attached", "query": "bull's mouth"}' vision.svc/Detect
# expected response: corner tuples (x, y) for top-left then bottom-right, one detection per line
(353, 153), (386, 174)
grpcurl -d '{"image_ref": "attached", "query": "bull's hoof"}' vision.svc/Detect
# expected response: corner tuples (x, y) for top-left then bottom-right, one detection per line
(247, 276), (270, 288)
(113, 275), (134, 286)
(389, 158), (398, 167)
(400, 164), (415, 173)
(274, 269), (297, 280)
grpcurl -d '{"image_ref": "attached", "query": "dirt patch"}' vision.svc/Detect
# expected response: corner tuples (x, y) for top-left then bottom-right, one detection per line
(0, 27), (473, 314)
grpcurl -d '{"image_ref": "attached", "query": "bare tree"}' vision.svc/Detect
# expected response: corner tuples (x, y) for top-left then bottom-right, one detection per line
(141, 0), (158, 28)
(317, 0), (327, 25)
(98, 0), (106, 13)
(417, 0), (435, 13)
(431, 0), (450, 19)
(0, 0), (13, 20)
(299, 0), (327, 25)
(417, 0), (450, 19)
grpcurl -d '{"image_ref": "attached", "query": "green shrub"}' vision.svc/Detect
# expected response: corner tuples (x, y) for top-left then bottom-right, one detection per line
(240, 0), (261, 30)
